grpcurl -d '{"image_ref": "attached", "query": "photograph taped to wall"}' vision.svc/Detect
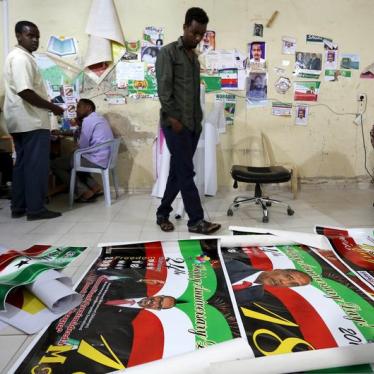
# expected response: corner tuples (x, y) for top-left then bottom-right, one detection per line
(282, 36), (296, 55)
(340, 54), (360, 70)
(295, 104), (309, 125)
(141, 46), (161, 64)
(248, 41), (266, 71)
(253, 23), (263, 37)
(199, 30), (216, 53)
(294, 81), (320, 101)
(295, 52), (322, 78)
(143, 26), (164, 46)
(246, 72), (267, 106)
(325, 50), (338, 70)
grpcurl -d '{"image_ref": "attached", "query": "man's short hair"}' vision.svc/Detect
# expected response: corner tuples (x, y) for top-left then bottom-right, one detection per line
(15, 21), (37, 34)
(185, 7), (209, 26)
(285, 268), (313, 283)
(79, 98), (96, 112)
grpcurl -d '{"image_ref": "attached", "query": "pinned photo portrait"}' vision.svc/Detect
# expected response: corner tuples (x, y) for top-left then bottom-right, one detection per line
(247, 41), (266, 70)
(141, 46), (161, 64)
(199, 30), (216, 53)
(246, 72), (267, 105)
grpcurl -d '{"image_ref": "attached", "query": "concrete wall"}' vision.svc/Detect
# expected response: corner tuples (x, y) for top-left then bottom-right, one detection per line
(1, 0), (373, 190)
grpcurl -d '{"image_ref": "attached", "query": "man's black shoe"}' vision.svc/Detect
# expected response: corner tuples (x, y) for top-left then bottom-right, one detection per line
(11, 211), (26, 219)
(27, 210), (62, 221)
(188, 220), (221, 235)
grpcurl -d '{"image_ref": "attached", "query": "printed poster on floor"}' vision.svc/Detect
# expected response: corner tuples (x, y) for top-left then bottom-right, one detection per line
(14, 239), (241, 373)
(316, 226), (374, 291)
(220, 240), (374, 373)
(13, 237), (374, 373)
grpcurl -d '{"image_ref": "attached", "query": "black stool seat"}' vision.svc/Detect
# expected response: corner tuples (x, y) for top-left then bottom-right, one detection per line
(231, 165), (291, 184)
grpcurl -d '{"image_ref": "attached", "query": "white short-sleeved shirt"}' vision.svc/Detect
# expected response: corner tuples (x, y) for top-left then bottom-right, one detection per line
(3, 46), (50, 133)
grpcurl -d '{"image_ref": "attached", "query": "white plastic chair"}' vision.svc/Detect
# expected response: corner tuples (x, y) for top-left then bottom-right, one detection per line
(69, 138), (121, 207)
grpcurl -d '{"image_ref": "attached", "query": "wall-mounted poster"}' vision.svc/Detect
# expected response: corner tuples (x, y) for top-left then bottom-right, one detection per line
(247, 41), (266, 71)
(295, 104), (309, 125)
(295, 52), (322, 78)
(340, 54), (360, 70)
(199, 30), (216, 53)
(294, 81), (320, 101)
(282, 36), (296, 55)
(246, 72), (267, 106)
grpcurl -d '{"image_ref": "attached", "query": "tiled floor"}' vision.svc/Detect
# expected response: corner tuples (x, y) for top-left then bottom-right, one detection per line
(0, 187), (373, 373)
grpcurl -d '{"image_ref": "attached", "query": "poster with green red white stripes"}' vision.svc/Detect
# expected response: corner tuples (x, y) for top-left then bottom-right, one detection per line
(14, 238), (374, 373)
(15, 239), (240, 373)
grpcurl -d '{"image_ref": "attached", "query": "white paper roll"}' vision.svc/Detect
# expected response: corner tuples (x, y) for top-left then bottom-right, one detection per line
(229, 226), (332, 250)
(208, 344), (374, 374)
(220, 235), (297, 248)
(114, 338), (252, 374)
(26, 270), (81, 314)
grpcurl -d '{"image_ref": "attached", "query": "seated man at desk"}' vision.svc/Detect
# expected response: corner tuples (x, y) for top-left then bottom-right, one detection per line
(51, 98), (114, 202)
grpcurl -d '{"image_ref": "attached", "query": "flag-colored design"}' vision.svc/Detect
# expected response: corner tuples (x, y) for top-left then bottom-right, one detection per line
(221, 243), (374, 368)
(0, 245), (86, 310)
(15, 239), (240, 373)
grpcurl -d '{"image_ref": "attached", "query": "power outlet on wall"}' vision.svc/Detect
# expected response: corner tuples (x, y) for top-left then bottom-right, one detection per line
(357, 93), (367, 114)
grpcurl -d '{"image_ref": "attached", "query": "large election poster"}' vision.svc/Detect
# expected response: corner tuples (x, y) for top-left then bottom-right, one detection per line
(15, 239), (240, 373)
(220, 242), (374, 372)
(316, 226), (374, 290)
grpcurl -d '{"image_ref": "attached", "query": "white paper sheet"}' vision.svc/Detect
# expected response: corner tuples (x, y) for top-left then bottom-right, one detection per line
(84, 0), (124, 68)
(115, 338), (251, 374)
(229, 226), (331, 249)
(208, 343), (374, 374)
(116, 61), (145, 82)
(85, 0), (124, 44)
(220, 235), (299, 248)
(84, 34), (112, 67)
(204, 50), (236, 70)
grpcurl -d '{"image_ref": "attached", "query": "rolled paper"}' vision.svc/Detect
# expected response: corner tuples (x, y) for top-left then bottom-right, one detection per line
(209, 343), (374, 374)
(116, 338), (252, 374)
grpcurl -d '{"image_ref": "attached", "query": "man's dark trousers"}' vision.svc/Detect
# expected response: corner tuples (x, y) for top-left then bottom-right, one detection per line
(11, 129), (50, 215)
(156, 125), (204, 226)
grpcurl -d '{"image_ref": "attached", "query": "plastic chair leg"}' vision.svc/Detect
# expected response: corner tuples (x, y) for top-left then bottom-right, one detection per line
(69, 169), (76, 207)
(111, 169), (119, 199)
(102, 169), (111, 207)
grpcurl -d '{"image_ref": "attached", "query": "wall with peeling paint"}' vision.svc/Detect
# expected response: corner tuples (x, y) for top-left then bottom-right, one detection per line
(1, 0), (373, 191)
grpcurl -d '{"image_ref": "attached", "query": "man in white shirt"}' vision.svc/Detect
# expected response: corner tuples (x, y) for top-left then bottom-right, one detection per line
(4, 21), (64, 220)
